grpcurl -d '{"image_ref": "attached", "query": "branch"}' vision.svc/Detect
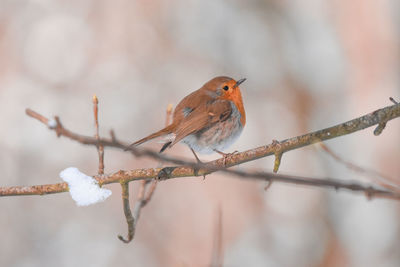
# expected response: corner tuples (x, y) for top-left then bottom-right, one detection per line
(0, 101), (399, 199)
(319, 143), (399, 190)
(117, 182), (135, 243)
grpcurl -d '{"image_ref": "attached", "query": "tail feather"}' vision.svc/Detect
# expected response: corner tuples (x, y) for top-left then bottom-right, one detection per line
(125, 124), (174, 151)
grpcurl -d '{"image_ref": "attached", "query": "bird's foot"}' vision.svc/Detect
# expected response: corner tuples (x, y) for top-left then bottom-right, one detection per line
(157, 167), (177, 180)
(214, 150), (238, 166)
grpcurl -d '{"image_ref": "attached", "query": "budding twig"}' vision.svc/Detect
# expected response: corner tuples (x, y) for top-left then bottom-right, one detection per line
(93, 95), (105, 175)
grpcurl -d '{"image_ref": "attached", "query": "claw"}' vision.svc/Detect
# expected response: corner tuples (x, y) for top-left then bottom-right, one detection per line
(214, 149), (238, 166)
(157, 167), (176, 180)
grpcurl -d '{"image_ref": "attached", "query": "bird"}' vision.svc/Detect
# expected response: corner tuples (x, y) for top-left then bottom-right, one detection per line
(126, 76), (246, 162)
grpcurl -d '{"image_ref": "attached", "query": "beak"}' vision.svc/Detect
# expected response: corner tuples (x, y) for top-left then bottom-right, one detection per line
(233, 78), (246, 88)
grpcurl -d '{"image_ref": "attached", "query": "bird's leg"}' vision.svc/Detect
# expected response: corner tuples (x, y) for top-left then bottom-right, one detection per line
(190, 148), (202, 164)
(214, 149), (238, 166)
(190, 148), (206, 180)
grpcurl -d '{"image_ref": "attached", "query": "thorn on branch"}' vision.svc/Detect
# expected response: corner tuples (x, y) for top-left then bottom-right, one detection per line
(334, 185), (339, 192)
(110, 129), (117, 143)
(373, 121), (387, 136)
(264, 180), (273, 191)
(374, 97), (399, 136)
(365, 187), (374, 200)
(271, 140), (283, 173)
(389, 97), (398, 105)
(273, 152), (283, 173)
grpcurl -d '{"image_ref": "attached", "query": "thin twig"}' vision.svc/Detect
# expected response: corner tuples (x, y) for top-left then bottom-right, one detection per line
(210, 207), (224, 267)
(132, 182), (146, 225)
(118, 179), (152, 244)
(93, 95), (104, 174)
(319, 143), (400, 190)
(117, 182), (135, 243)
(144, 180), (158, 203)
(132, 177), (156, 214)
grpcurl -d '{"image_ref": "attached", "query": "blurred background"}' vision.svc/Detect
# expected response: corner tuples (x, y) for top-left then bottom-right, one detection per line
(0, 0), (400, 266)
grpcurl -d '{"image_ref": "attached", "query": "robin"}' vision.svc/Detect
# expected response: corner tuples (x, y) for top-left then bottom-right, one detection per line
(127, 76), (246, 162)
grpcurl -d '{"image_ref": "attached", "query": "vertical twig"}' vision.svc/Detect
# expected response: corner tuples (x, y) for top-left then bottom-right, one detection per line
(93, 95), (104, 175)
(118, 182), (135, 243)
(118, 104), (174, 243)
(210, 207), (224, 267)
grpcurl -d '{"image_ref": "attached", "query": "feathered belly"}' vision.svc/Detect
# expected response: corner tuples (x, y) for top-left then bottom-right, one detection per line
(182, 110), (244, 154)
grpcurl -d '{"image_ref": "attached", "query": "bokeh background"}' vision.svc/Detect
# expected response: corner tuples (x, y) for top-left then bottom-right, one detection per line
(0, 0), (400, 266)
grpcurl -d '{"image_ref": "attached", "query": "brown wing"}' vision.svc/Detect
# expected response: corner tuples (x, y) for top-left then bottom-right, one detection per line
(169, 99), (232, 147)
(172, 88), (216, 123)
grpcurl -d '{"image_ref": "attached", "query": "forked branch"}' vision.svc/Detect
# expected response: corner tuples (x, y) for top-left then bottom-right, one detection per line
(0, 100), (399, 200)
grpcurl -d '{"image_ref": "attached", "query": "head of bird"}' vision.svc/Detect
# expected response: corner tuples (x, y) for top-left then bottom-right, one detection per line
(203, 76), (246, 125)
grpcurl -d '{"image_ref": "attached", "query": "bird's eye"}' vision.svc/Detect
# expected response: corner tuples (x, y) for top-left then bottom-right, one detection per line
(223, 86), (229, 91)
